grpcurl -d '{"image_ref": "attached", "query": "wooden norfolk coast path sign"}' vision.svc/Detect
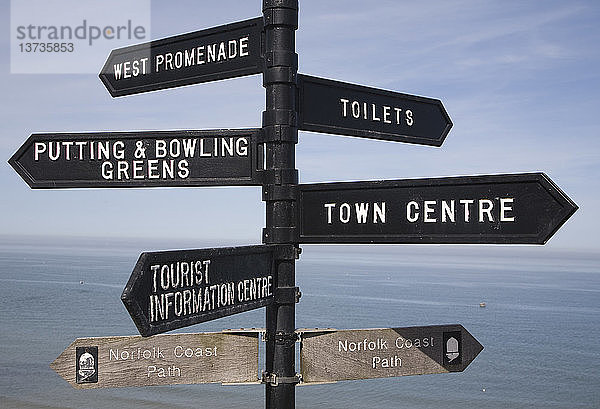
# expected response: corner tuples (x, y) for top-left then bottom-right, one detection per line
(300, 325), (483, 383)
(122, 245), (288, 337)
(51, 330), (260, 388)
(8, 1), (579, 408)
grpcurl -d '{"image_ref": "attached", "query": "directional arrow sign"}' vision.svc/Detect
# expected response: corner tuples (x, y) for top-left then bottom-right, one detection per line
(297, 74), (452, 146)
(123, 245), (288, 337)
(50, 331), (259, 388)
(300, 325), (482, 383)
(100, 17), (264, 97)
(298, 173), (577, 244)
(8, 129), (262, 188)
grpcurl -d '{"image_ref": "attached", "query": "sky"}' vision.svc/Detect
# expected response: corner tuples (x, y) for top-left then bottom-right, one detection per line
(1, 0), (599, 252)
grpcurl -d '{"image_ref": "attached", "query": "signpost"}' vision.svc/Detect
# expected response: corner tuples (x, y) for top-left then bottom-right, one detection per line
(99, 17), (264, 97)
(122, 245), (288, 337)
(8, 129), (262, 188)
(300, 325), (482, 383)
(298, 173), (577, 244)
(7, 1), (580, 408)
(297, 74), (452, 146)
(50, 331), (260, 388)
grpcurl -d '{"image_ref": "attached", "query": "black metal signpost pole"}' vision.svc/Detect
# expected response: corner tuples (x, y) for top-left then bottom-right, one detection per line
(261, 1), (299, 408)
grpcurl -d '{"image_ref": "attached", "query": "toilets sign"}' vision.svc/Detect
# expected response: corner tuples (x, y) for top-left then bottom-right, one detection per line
(297, 74), (453, 146)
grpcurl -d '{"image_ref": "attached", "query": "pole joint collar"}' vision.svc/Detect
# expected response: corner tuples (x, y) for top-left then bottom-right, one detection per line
(263, 8), (298, 29)
(263, 226), (298, 243)
(262, 184), (298, 201)
(263, 66), (297, 85)
(263, 109), (297, 127)
(258, 125), (298, 143)
(264, 51), (298, 69)
(273, 244), (301, 260)
(275, 286), (301, 304)
(257, 169), (298, 185)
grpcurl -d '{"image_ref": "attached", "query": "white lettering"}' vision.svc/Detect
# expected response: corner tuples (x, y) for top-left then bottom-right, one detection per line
(479, 199), (494, 222)
(424, 200), (437, 223)
(339, 203), (351, 223)
(500, 198), (515, 222)
(407, 201), (419, 223)
(324, 203), (336, 224)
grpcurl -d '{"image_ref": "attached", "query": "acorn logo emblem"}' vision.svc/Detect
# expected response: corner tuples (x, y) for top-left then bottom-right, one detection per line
(76, 346), (98, 383)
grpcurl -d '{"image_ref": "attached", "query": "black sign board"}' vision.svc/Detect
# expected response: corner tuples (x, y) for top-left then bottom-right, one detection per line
(298, 173), (577, 244)
(300, 324), (483, 383)
(9, 129), (262, 188)
(297, 74), (452, 146)
(100, 17), (264, 97)
(122, 245), (287, 337)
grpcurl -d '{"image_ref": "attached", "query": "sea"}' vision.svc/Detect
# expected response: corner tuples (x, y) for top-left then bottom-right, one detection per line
(1, 237), (599, 409)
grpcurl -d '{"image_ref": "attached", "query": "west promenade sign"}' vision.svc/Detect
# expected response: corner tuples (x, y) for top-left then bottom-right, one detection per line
(100, 17), (264, 97)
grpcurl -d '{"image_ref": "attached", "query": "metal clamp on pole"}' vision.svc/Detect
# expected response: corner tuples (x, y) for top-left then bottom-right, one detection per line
(263, 7), (298, 29)
(272, 244), (301, 261)
(275, 330), (300, 346)
(257, 168), (299, 186)
(262, 372), (302, 387)
(264, 50), (298, 70)
(263, 226), (297, 243)
(262, 187), (299, 244)
(275, 286), (301, 304)
(262, 108), (297, 127)
(259, 125), (298, 143)
(262, 330), (299, 344)
(263, 185), (298, 202)
(263, 66), (297, 85)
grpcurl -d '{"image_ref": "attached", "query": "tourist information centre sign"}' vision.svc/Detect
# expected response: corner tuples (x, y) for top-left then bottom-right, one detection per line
(298, 173), (577, 244)
(51, 331), (260, 388)
(122, 245), (286, 337)
(8, 129), (262, 188)
(100, 17), (264, 97)
(300, 325), (483, 383)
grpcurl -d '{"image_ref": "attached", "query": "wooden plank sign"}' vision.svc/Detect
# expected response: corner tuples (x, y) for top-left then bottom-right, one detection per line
(8, 129), (262, 188)
(50, 331), (259, 389)
(122, 245), (287, 337)
(300, 325), (483, 383)
(100, 17), (264, 97)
